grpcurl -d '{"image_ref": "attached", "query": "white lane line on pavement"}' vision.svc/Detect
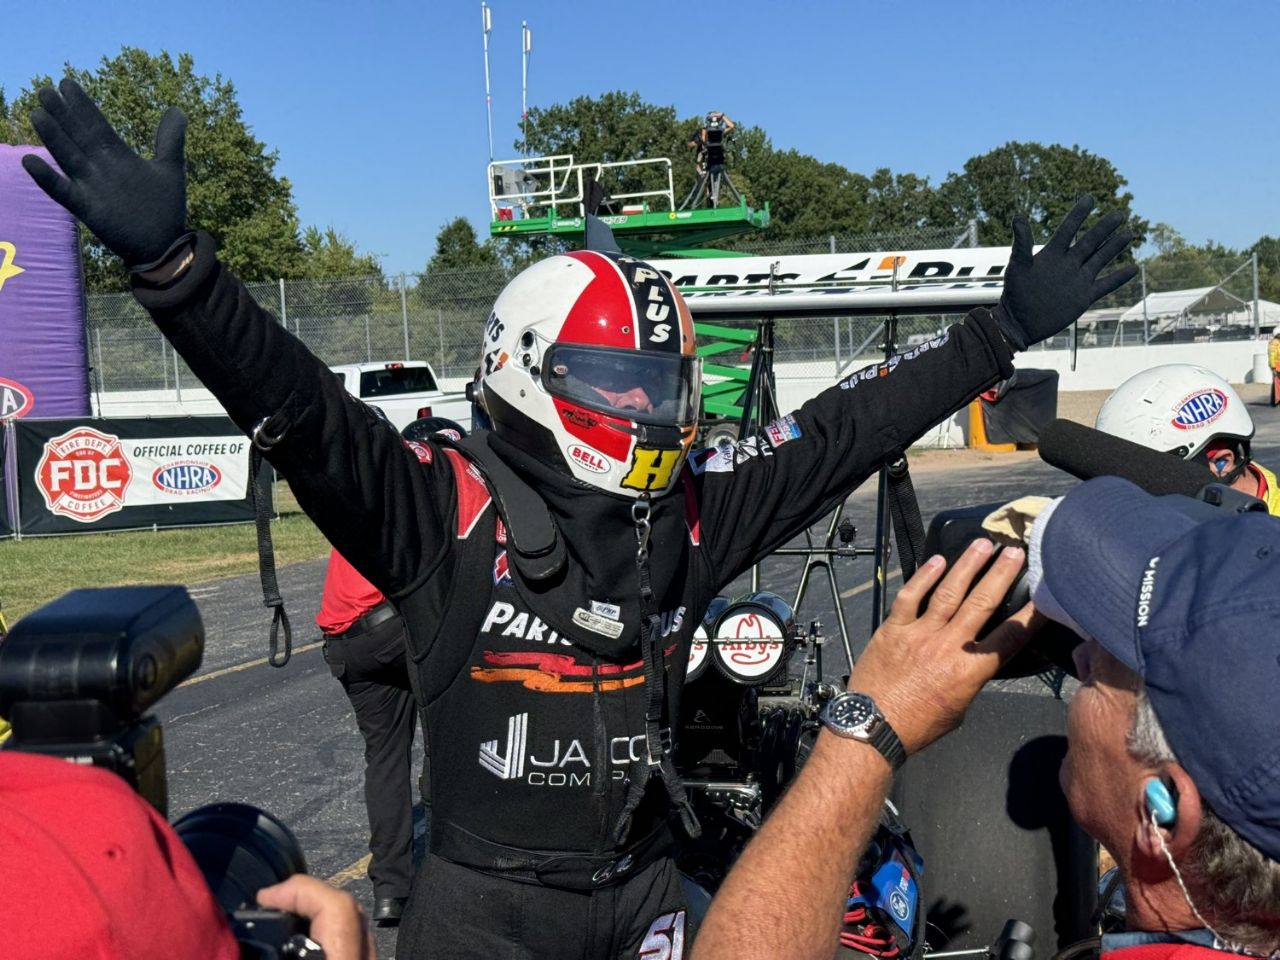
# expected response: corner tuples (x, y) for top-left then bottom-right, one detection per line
(839, 568), (902, 599)
(177, 640), (324, 688)
(328, 853), (372, 888)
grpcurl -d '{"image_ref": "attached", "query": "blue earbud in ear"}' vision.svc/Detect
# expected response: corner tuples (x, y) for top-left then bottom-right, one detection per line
(1145, 778), (1177, 827)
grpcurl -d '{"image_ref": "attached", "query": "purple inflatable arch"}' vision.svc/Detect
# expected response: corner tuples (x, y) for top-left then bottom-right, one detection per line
(0, 144), (89, 420)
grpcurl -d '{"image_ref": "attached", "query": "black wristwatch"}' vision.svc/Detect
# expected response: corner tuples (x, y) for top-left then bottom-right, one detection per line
(818, 691), (907, 771)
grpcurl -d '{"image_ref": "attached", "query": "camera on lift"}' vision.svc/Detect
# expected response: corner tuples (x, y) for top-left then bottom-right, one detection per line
(0, 586), (326, 959)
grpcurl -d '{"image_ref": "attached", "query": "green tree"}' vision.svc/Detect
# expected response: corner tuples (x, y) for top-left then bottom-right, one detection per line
(939, 142), (1148, 249)
(426, 217), (502, 272)
(518, 91), (687, 203)
(1141, 223), (1249, 297)
(1248, 235), (1280, 303)
(300, 226), (384, 279)
(3, 48), (305, 290)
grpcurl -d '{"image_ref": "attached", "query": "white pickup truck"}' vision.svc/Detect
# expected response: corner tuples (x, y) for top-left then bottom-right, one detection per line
(328, 360), (472, 434)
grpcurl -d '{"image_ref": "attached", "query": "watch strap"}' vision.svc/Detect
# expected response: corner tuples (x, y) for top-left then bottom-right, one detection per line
(868, 717), (907, 771)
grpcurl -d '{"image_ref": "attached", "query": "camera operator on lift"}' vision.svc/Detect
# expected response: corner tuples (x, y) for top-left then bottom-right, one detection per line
(693, 478), (1280, 960)
(688, 111), (736, 207)
(22, 79), (1135, 959)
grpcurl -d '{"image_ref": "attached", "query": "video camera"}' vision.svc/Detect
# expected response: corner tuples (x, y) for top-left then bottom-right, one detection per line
(0, 586), (324, 959)
(922, 418), (1270, 679)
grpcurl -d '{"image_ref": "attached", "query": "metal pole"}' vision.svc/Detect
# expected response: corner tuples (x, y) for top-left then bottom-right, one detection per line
(400, 273), (411, 360)
(279, 277), (288, 335)
(94, 327), (105, 397)
(482, 2), (494, 162)
(870, 312), (898, 631)
(174, 343), (182, 403)
(1253, 252), (1261, 339)
(437, 309), (446, 374)
(365, 315), (372, 362)
(829, 235), (836, 255)
(968, 219), (978, 248)
(833, 318), (841, 376)
(521, 22), (532, 156)
(1141, 262), (1150, 344)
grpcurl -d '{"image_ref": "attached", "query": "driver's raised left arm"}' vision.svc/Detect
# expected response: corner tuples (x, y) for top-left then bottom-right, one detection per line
(693, 197), (1136, 579)
(692, 540), (1041, 960)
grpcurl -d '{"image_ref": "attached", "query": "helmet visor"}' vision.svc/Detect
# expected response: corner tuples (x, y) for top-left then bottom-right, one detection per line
(544, 345), (700, 427)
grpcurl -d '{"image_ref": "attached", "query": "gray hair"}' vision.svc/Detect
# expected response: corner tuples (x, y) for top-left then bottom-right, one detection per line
(1128, 686), (1280, 954)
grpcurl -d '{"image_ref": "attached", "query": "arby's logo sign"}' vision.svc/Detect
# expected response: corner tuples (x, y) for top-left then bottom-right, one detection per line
(0, 376), (34, 419)
(35, 427), (134, 522)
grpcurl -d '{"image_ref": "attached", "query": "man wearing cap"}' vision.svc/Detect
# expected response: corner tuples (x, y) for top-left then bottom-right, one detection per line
(693, 479), (1280, 960)
(1026, 476), (1280, 960)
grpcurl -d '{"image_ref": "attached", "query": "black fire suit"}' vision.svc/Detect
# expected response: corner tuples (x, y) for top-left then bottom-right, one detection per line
(132, 232), (1014, 959)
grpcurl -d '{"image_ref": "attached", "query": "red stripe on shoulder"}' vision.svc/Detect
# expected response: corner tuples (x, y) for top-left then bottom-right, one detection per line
(443, 448), (493, 539)
(682, 471), (701, 546)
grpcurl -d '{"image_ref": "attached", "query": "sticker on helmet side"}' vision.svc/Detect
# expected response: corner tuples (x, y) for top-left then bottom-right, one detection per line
(1171, 388), (1227, 430)
(621, 446), (681, 490)
(567, 443), (610, 474)
(617, 258), (682, 354)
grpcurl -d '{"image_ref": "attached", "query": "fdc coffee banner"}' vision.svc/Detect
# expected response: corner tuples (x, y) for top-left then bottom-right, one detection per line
(12, 416), (257, 536)
(0, 145), (90, 421)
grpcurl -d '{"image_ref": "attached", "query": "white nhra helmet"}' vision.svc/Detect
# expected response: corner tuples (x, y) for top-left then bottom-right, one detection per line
(476, 250), (701, 498)
(1095, 363), (1253, 460)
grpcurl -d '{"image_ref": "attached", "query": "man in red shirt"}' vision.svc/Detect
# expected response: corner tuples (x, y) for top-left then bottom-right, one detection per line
(319, 549), (418, 926)
(318, 418), (448, 925)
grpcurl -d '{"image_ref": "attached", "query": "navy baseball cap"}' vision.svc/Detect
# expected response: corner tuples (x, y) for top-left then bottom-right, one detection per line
(1041, 476), (1280, 862)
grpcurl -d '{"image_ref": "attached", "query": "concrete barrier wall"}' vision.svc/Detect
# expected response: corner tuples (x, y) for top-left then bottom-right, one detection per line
(92, 339), (1274, 451)
(772, 337), (1274, 448)
(1012, 339), (1271, 391)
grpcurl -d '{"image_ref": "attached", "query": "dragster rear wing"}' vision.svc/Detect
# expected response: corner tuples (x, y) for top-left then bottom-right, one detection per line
(648, 247), (1029, 318)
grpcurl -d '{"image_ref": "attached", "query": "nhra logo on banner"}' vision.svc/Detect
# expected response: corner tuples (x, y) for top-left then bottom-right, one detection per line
(152, 460), (222, 495)
(0, 376), (34, 419)
(35, 427), (134, 522)
(1172, 388), (1227, 429)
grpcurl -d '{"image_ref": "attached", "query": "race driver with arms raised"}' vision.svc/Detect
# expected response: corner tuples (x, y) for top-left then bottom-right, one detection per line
(22, 79), (1137, 959)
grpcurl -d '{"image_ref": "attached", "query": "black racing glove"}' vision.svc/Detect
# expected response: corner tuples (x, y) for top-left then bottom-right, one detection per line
(21, 78), (189, 271)
(992, 195), (1139, 351)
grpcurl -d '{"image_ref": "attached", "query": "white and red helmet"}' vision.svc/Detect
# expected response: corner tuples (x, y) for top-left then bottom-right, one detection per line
(477, 250), (701, 497)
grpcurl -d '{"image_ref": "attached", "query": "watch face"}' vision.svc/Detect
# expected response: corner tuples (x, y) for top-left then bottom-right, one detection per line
(827, 693), (877, 734)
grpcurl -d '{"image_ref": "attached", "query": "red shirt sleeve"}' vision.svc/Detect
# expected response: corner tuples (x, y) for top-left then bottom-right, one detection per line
(316, 548), (388, 635)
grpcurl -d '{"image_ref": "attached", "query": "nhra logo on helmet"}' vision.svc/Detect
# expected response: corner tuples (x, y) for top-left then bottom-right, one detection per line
(0, 376), (34, 419)
(152, 460), (222, 495)
(1171, 388), (1227, 430)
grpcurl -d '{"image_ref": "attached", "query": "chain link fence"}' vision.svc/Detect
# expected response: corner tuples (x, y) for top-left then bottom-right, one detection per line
(84, 230), (1266, 397)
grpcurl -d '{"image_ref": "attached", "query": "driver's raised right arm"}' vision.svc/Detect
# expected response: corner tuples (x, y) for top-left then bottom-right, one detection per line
(21, 80), (451, 597)
(131, 232), (452, 598)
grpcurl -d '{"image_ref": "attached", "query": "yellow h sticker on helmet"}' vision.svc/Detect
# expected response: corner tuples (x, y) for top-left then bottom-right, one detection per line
(622, 446), (680, 491)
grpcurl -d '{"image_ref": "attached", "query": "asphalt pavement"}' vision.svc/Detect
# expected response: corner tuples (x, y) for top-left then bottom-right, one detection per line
(147, 395), (1280, 959)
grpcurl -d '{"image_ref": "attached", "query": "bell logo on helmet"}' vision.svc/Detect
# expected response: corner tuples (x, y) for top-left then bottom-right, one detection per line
(567, 443), (610, 474)
(621, 446), (680, 491)
(1171, 388), (1227, 430)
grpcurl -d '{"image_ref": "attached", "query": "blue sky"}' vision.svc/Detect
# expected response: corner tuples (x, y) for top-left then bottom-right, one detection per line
(4, 0), (1277, 274)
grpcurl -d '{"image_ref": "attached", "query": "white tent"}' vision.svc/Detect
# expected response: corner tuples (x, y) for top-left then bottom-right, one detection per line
(1119, 286), (1249, 324)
